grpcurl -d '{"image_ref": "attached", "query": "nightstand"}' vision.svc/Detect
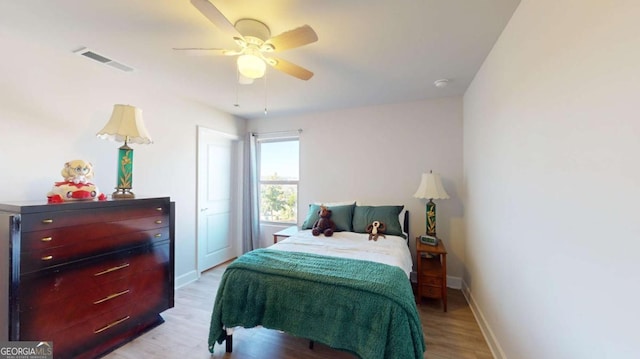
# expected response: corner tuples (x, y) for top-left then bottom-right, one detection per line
(273, 225), (298, 243)
(416, 238), (447, 312)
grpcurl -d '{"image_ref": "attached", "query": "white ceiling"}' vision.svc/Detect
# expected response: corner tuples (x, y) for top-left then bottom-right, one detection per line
(0, 0), (520, 120)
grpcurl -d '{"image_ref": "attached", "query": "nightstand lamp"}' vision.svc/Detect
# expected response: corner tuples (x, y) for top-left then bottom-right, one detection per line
(413, 171), (449, 236)
(96, 104), (153, 199)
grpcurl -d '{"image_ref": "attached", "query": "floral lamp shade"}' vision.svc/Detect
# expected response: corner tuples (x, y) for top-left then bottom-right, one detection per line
(96, 104), (152, 199)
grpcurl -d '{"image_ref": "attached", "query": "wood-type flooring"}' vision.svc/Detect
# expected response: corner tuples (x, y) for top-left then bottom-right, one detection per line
(106, 262), (493, 359)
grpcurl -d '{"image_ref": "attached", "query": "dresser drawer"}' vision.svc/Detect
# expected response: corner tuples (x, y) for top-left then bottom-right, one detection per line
(22, 303), (167, 359)
(20, 244), (170, 336)
(20, 243), (170, 309)
(20, 204), (169, 232)
(21, 226), (170, 273)
(21, 215), (169, 252)
(20, 268), (167, 336)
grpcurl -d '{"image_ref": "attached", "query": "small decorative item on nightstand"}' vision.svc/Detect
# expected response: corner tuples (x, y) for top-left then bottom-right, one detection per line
(419, 235), (438, 246)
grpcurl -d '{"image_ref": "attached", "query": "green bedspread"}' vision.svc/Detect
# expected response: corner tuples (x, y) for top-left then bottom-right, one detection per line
(208, 248), (425, 359)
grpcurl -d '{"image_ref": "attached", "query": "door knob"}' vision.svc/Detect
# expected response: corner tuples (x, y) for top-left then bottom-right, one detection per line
(200, 208), (208, 212)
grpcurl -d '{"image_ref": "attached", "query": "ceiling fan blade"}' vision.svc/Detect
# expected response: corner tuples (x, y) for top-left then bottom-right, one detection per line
(265, 25), (318, 51)
(267, 57), (314, 80)
(172, 47), (240, 56)
(190, 0), (242, 38)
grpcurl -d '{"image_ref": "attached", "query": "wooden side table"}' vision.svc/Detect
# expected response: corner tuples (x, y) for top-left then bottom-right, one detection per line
(416, 239), (448, 312)
(273, 225), (298, 243)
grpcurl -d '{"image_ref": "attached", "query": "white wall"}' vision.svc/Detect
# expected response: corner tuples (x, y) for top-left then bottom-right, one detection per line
(249, 97), (464, 279)
(0, 32), (245, 286)
(463, 0), (640, 358)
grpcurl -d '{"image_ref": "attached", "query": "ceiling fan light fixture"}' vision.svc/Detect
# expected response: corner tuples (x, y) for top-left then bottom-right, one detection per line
(238, 74), (255, 85)
(237, 54), (266, 79)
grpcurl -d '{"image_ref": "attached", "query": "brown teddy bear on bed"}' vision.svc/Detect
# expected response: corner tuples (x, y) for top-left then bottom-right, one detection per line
(366, 220), (386, 241)
(312, 205), (336, 237)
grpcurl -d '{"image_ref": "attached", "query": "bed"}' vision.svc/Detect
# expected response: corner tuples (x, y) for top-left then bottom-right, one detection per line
(208, 204), (425, 359)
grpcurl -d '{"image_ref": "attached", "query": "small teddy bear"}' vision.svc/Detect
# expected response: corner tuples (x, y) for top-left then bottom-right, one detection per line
(366, 220), (386, 241)
(312, 205), (336, 237)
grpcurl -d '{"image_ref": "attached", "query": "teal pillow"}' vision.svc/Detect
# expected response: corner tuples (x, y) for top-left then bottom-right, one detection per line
(301, 203), (355, 232)
(352, 205), (405, 238)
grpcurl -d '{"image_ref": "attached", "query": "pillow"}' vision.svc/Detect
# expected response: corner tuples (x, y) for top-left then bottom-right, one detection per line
(352, 205), (405, 238)
(301, 203), (355, 232)
(313, 200), (356, 206)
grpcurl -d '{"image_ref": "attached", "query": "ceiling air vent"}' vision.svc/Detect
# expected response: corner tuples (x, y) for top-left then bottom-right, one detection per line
(73, 47), (135, 72)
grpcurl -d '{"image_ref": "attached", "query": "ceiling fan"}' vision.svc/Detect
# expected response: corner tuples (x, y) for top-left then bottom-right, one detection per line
(174, 0), (318, 82)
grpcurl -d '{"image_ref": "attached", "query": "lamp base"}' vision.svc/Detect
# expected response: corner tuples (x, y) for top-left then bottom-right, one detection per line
(112, 188), (135, 199)
(426, 199), (437, 237)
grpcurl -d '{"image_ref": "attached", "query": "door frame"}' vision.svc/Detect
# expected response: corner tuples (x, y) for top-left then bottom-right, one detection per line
(196, 126), (242, 274)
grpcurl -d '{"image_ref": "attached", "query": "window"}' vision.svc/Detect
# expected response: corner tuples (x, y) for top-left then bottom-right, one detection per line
(258, 138), (299, 224)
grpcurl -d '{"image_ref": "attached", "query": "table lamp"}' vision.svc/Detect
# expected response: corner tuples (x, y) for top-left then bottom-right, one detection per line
(96, 104), (152, 199)
(413, 171), (449, 236)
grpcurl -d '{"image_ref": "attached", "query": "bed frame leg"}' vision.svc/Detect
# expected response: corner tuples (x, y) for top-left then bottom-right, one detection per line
(309, 340), (314, 350)
(226, 334), (233, 353)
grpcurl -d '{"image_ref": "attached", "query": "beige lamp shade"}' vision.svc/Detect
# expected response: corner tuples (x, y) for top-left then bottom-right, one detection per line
(413, 172), (450, 200)
(96, 104), (153, 144)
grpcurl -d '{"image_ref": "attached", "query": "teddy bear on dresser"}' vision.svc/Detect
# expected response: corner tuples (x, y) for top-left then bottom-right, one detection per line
(312, 205), (336, 237)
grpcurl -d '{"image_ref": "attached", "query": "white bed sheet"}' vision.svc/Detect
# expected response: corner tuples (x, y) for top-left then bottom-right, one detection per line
(270, 229), (413, 277)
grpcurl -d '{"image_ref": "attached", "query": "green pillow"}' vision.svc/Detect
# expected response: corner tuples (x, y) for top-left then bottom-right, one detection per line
(352, 205), (405, 238)
(301, 203), (355, 232)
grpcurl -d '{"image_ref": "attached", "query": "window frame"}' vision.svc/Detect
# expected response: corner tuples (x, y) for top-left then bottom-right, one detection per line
(257, 137), (300, 225)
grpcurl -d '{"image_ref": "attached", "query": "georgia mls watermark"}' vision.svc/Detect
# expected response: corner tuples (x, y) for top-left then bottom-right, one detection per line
(0, 342), (53, 359)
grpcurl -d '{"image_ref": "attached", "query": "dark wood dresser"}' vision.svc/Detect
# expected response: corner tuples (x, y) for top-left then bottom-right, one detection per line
(0, 197), (174, 359)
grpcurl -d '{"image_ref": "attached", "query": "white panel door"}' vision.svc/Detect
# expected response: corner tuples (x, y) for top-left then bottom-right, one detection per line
(197, 127), (239, 272)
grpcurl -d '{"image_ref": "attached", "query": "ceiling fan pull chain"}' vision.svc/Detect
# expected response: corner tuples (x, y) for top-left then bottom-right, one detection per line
(234, 69), (240, 107)
(264, 71), (268, 116)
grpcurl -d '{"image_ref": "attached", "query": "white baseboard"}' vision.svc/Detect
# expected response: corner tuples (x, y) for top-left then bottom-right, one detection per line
(461, 280), (507, 359)
(447, 275), (462, 289)
(175, 269), (198, 289)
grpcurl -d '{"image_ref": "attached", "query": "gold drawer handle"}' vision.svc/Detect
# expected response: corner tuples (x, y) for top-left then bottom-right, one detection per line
(94, 263), (130, 276)
(154, 233), (162, 238)
(41, 255), (53, 261)
(41, 237), (53, 242)
(93, 289), (130, 305)
(94, 316), (130, 334)
(156, 207), (163, 211)
(41, 219), (53, 224)
(155, 220), (163, 224)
